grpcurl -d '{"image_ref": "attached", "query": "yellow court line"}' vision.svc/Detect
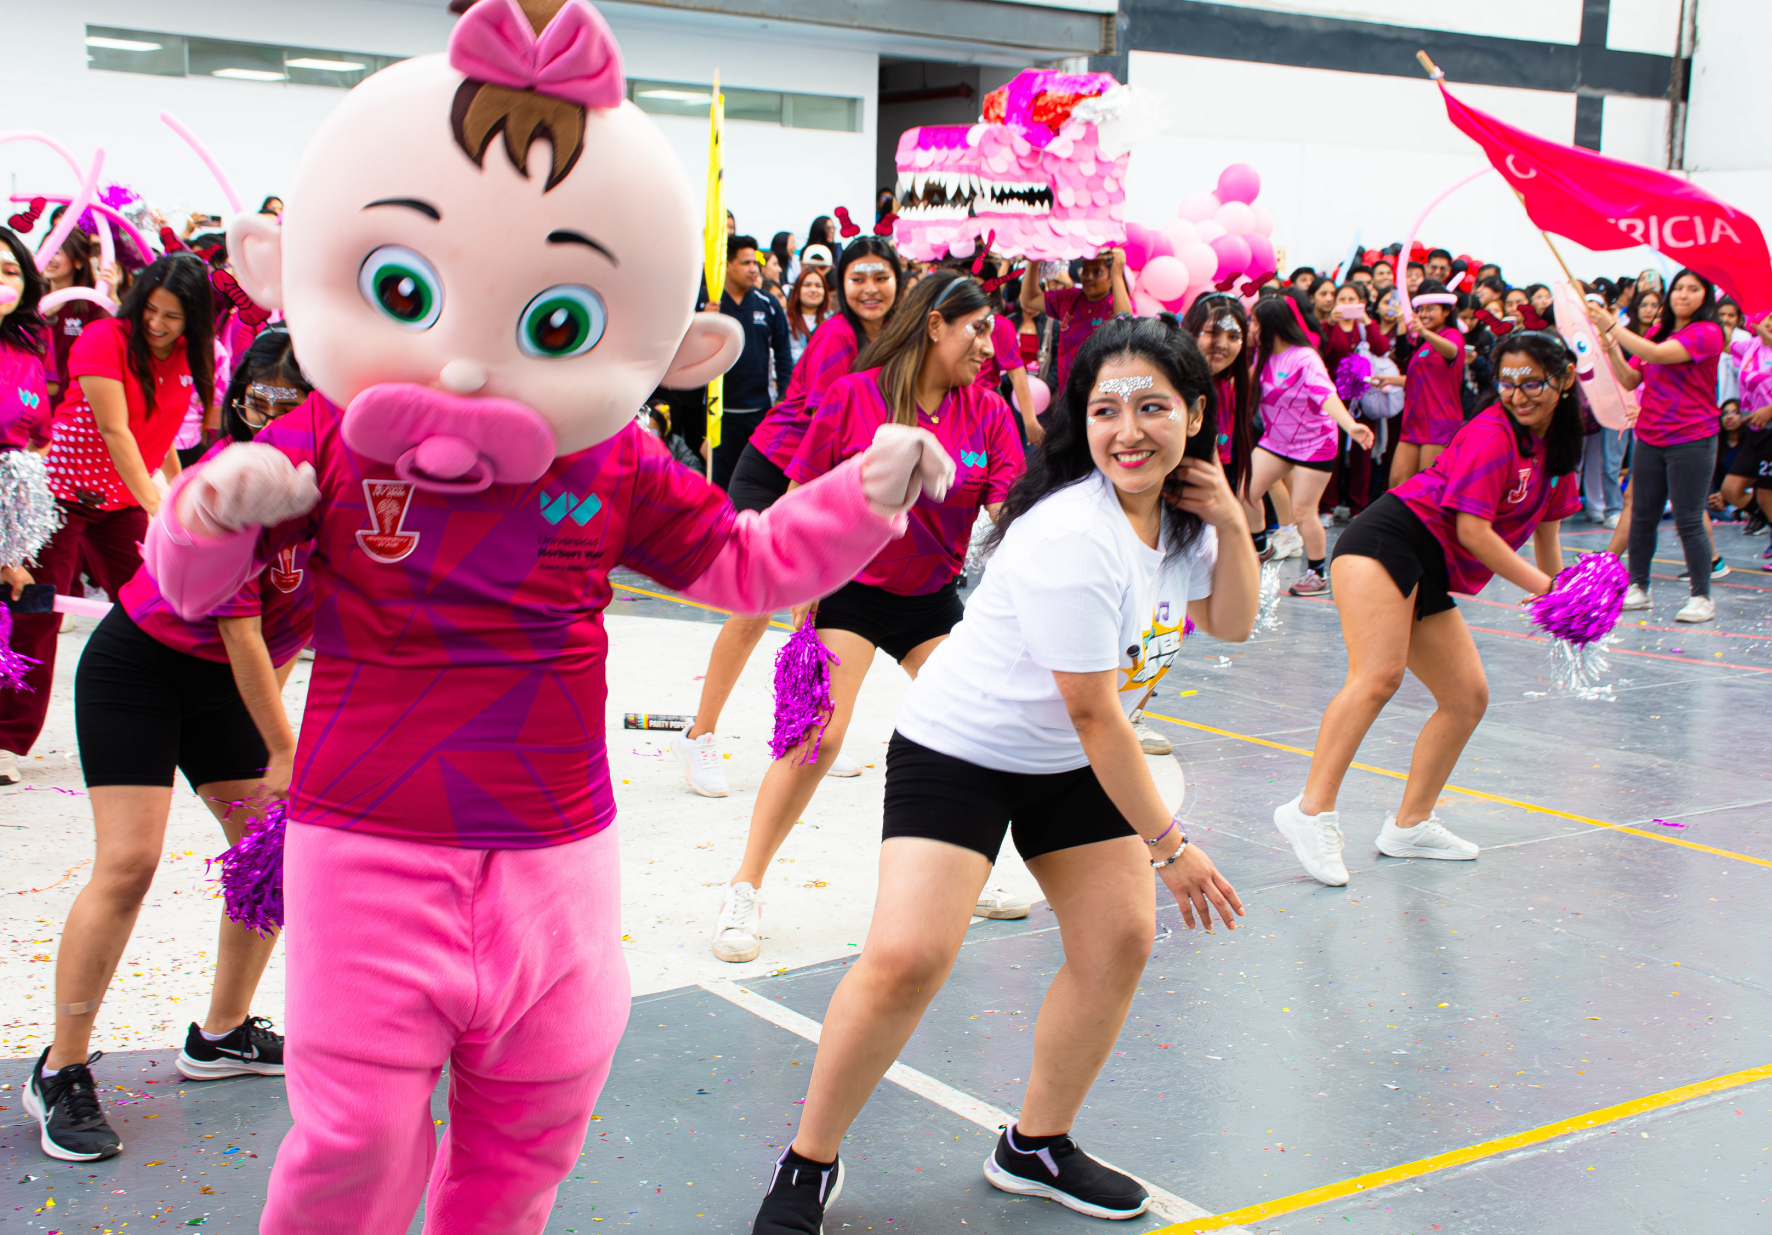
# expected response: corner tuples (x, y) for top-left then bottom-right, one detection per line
(1142, 712), (1772, 871)
(611, 582), (793, 631)
(1148, 1062), (1772, 1233)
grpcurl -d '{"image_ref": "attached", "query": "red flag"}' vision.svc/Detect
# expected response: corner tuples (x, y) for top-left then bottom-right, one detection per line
(1436, 81), (1772, 315)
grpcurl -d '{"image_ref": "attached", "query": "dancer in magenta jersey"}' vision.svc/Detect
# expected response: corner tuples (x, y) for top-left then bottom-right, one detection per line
(1275, 331), (1584, 886)
(711, 271), (1024, 965)
(136, 4), (953, 1231)
(1718, 313), (1772, 546)
(673, 237), (901, 796)
(1385, 279), (1466, 488)
(25, 332), (316, 1162)
(1588, 269), (1728, 623)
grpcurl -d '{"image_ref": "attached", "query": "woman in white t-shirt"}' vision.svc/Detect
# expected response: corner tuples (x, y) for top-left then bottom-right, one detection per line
(747, 316), (1261, 1231)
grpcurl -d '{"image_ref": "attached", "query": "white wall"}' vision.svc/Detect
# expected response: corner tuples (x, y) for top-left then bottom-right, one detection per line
(0, 0), (875, 256)
(1202, 0), (1584, 44)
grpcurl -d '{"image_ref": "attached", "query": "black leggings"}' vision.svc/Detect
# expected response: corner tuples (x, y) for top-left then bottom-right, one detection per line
(1627, 435), (1716, 597)
(75, 607), (271, 791)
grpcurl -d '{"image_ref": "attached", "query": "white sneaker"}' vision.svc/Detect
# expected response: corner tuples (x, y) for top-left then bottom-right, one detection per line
(1674, 595), (1716, 623)
(671, 729), (729, 798)
(1376, 815), (1479, 860)
(1271, 526), (1304, 560)
(825, 751), (862, 778)
(1621, 584), (1651, 610)
(1603, 513), (1620, 529)
(974, 888), (1033, 920)
(713, 882), (763, 962)
(1130, 711), (1172, 755)
(0, 750), (19, 786)
(1273, 795), (1348, 886)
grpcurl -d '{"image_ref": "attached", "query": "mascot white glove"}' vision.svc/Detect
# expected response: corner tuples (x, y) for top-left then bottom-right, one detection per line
(177, 443), (321, 536)
(857, 423), (956, 520)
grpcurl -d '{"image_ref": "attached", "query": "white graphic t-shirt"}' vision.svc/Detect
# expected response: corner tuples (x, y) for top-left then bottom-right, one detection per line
(896, 471), (1216, 775)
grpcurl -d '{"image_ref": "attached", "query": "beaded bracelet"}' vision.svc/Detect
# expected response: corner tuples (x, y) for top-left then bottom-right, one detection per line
(1151, 838), (1190, 869)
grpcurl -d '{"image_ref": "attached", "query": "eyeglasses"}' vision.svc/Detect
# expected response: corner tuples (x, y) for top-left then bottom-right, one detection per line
(1496, 378), (1553, 398)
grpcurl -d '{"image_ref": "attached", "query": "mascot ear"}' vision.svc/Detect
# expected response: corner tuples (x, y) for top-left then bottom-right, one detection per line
(661, 311), (744, 388)
(226, 213), (286, 311)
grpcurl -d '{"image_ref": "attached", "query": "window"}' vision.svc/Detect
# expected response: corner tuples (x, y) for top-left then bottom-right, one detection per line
(85, 25), (400, 88)
(628, 79), (861, 133)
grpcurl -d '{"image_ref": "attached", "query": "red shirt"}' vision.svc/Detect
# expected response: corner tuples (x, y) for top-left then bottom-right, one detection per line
(1395, 405), (1582, 594)
(1044, 287), (1117, 391)
(973, 315), (1026, 393)
(1400, 326), (1466, 447)
(1635, 320), (1724, 447)
(748, 315), (860, 472)
(45, 301), (107, 405)
(788, 369), (1023, 595)
(45, 318), (194, 510)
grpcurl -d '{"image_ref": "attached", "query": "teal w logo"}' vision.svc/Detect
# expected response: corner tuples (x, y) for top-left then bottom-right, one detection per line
(960, 450), (988, 468)
(540, 490), (602, 526)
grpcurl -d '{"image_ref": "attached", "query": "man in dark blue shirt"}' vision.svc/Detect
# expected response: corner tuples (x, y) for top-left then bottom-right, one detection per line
(710, 234), (793, 489)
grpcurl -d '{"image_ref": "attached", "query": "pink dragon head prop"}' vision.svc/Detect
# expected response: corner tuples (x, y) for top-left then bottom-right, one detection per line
(893, 69), (1133, 263)
(223, 0), (741, 492)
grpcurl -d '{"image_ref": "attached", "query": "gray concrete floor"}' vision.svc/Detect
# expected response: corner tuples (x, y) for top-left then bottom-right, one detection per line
(3, 526), (1770, 1233)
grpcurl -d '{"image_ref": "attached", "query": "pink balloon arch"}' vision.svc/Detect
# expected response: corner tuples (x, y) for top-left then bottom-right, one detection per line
(1120, 162), (1278, 316)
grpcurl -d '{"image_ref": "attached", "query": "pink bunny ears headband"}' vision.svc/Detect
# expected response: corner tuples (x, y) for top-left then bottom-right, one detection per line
(448, 0), (624, 109)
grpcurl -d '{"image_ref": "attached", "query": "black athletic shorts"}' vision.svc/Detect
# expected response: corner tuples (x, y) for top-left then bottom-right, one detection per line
(882, 731), (1138, 862)
(74, 607), (271, 791)
(815, 579), (964, 663)
(1332, 492), (1458, 618)
(1726, 426), (1772, 481)
(727, 442), (792, 513)
(1261, 447), (1335, 473)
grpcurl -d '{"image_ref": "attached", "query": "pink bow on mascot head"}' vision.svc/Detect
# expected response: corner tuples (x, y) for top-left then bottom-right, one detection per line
(225, 0), (742, 492)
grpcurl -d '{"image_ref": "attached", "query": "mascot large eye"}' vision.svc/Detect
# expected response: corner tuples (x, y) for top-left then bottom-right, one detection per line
(518, 285), (606, 358)
(359, 246), (442, 330)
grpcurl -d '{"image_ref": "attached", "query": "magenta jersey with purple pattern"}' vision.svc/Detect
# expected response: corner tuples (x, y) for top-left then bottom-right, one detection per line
(0, 341), (51, 452)
(1636, 320), (1725, 447)
(1256, 347), (1339, 463)
(122, 543), (316, 667)
(974, 315), (1026, 393)
(747, 315), (859, 471)
(1735, 335), (1772, 418)
(246, 394), (737, 849)
(787, 370), (1023, 595)
(1400, 326), (1466, 447)
(1395, 405), (1582, 595)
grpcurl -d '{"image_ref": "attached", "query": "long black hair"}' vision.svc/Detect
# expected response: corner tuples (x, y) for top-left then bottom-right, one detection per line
(1645, 267), (1717, 341)
(219, 328), (310, 441)
(989, 314), (1218, 560)
(854, 270), (991, 426)
(117, 253), (215, 416)
(830, 235), (902, 355)
(1250, 288), (1315, 382)
(0, 227), (49, 357)
(1182, 292), (1253, 499)
(1489, 330), (1583, 477)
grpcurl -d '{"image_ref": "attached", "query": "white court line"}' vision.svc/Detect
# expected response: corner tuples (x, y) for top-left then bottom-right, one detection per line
(698, 979), (1248, 1231)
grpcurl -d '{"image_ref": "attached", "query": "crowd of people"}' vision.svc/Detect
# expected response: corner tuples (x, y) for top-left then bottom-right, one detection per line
(2, 183), (1768, 1231)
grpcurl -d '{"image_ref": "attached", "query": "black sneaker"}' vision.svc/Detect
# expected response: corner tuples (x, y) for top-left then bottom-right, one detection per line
(983, 1123), (1150, 1220)
(23, 1048), (122, 1161)
(177, 1016), (285, 1079)
(751, 1146), (845, 1234)
(1745, 508), (1768, 536)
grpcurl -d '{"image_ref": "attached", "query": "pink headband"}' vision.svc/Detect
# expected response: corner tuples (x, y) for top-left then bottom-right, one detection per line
(1412, 292), (1458, 307)
(449, 0), (625, 109)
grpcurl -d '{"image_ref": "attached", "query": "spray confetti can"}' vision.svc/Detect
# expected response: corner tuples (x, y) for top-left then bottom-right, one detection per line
(623, 713), (693, 731)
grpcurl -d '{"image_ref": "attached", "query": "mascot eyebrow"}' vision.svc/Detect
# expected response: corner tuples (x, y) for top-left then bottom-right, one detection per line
(547, 228), (618, 265)
(364, 198), (442, 219)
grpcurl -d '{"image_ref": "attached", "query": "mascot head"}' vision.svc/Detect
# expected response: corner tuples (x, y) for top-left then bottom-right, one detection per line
(227, 0), (741, 491)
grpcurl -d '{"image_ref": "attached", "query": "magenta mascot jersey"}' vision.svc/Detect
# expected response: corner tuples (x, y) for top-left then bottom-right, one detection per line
(246, 393), (736, 849)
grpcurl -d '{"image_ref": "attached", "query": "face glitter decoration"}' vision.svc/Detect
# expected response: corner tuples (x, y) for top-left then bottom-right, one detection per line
(1499, 365), (1534, 381)
(848, 261), (888, 276)
(1098, 375), (1154, 398)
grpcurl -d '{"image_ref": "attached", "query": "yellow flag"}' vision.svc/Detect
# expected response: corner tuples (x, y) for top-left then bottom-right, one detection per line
(702, 72), (726, 449)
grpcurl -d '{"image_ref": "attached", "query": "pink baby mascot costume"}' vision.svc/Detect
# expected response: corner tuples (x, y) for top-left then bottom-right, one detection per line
(140, 1), (952, 1230)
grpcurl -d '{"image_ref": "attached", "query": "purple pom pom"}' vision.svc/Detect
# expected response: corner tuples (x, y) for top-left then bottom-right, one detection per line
(0, 607), (42, 694)
(769, 620), (841, 764)
(1182, 614), (1195, 639)
(209, 801), (286, 935)
(1334, 353), (1373, 404)
(1530, 552), (1628, 646)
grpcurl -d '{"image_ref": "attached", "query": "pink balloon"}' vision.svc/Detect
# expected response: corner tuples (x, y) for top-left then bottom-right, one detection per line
(1122, 221), (1155, 271)
(1215, 200), (1256, 236)
(1251, 203), (1275, 237)
(1132, 288), (1166, 318)
(1160, 218), (1199, 250)
(1177, 190), (1222, 222)
(1194, 219), (1226, 244)
(1137, 254), (1190, 302)
(1243, 233), (1276, 278)
(1215, 162), (1262, 205)
(1176, 241), (1219, 288)
(1013, 375), (1052, 416)
(1158, 294), (1189, 314)
(1210, 233), (1252, 281)
(1146, 231), (1175, 261)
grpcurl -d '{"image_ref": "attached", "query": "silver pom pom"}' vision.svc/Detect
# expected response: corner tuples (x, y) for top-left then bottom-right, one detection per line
(0, 450), (63, 569)
(1255, 558), (1284, 633)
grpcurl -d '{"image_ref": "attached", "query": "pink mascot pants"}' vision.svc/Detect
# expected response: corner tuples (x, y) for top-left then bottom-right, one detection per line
(260, 821), (629, 1234)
